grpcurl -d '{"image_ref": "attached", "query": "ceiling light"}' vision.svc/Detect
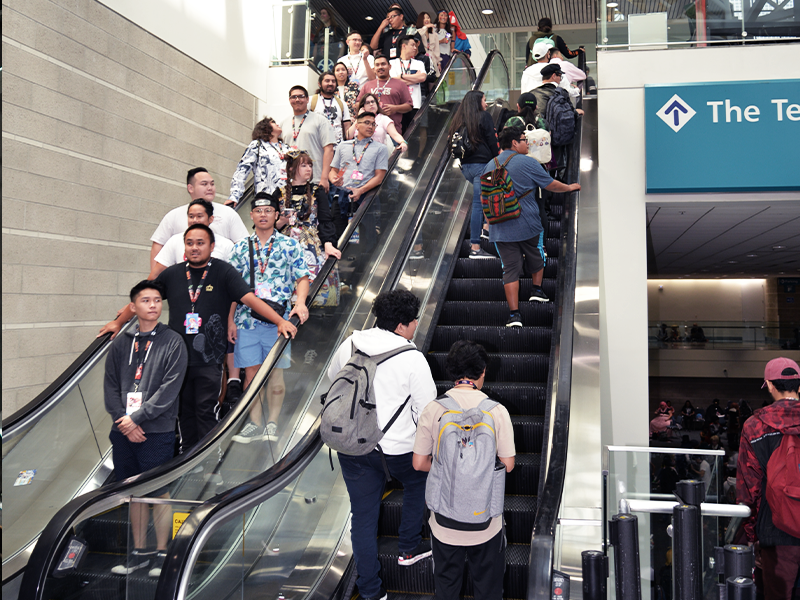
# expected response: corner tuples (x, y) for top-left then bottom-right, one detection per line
(365, 16), (373, 20)
(607, 2), (619, 7)
(773, 245), (786, 250)
(728, 260), (738, 264)
(481, 8), (494, 14)
(746, 253), (758, 257)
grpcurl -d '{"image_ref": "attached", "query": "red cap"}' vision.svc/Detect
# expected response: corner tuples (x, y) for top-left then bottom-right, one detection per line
(761, 357), (800, 388)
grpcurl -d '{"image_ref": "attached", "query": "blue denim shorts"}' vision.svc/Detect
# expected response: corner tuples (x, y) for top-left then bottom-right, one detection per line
(233, 320), (292, 369)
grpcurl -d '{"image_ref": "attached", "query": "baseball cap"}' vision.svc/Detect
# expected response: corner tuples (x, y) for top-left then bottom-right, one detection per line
(517, 92), (537, 109)
(251, 189), (281, 211)
(531, 39), (555, 60)
(540, 63), (564, 79)
(761, 357), (800, 388)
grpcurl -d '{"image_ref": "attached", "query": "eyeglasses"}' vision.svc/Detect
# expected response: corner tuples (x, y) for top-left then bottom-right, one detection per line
(252, 208), (277, 215)
(359, 121), (377, 127)
(289, 94), (307, 100)
(518, 137), (528, 142)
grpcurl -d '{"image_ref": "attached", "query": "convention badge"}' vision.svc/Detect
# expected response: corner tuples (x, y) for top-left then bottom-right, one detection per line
(408, 85), (414, 97)
(126, 392), (143, 415)
(390, 47), (397, 58)
(14, 469), (36, 486)
(185, 312), (201, 334)
(351, 170), (364, 181)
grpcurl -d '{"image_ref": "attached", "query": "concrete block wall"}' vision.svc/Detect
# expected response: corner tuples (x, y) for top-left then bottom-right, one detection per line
(2, 0), (258, 416)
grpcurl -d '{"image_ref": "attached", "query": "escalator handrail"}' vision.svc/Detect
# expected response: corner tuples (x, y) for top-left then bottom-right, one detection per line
(155, 417), (325, 600)
(153, 51), (481, 600)
(526, 118), (585, 600)
(18, 54), (470, 599)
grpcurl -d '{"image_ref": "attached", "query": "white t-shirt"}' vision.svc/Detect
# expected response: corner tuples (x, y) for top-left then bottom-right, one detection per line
(437, 28), (452, 55)
(150, 202), (249, 245)
(520, 63), (580, 104)
(312, 94), (351, 144)
(337, 53), (375, 87)
(389, 58), (425, 109)
(155, 232), (234, 266)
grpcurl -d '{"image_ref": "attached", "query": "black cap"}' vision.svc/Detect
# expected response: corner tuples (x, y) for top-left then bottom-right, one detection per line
(540, 63), (564, 79)
(251, 189), (281, 211)
(517, 92), (537, 109)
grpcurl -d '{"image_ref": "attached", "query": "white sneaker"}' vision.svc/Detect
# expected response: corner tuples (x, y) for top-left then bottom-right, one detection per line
(147, 551), (168, 577)
(265, 421), (278, 440)
(231, 421), (263, 444)
(110, 549), (152, 574)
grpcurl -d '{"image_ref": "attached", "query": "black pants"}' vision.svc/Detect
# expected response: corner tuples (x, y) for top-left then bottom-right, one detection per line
(431, 527), (506, 600)
(179, 363), (222, 449)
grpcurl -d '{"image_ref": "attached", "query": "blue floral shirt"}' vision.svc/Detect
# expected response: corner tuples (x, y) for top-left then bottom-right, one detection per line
(230, 232), (310, 330)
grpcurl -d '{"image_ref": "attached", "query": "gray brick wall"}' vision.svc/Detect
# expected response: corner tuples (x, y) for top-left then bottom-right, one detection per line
(2, 0), (258, 415)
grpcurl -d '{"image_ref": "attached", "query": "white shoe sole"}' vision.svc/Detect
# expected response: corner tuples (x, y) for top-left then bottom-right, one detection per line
(398, 549), (432, 566)
(111, 560), (150, 575)
(528, 296), (550, 303)
(506, 322), (523, 328)
(469, 254), (494, 259)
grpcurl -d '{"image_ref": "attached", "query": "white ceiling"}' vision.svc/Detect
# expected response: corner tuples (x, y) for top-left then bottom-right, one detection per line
(646, 201), (800, 278)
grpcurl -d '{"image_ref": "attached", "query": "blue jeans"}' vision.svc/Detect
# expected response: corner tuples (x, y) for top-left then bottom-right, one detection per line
(339, 450), (428, 597)
(461, 162), (485, 244)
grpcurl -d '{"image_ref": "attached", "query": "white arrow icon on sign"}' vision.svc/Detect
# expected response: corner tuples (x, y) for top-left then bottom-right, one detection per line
(657, 94), (696, 132)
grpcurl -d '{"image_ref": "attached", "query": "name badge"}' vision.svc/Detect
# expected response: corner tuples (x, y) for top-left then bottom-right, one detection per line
(351, 170), (364, 181)
(185, 312), (202, 334)
(126, 392), (143, 415)
(390, 47), (397, 58)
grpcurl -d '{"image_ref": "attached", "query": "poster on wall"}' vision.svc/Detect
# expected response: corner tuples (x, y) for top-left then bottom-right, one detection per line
(644, 79), (800, 193)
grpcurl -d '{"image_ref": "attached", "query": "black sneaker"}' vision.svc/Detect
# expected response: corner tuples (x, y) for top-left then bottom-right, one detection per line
(469, 247), (493, 259)
(111, 549), (153, 574)
(506, 311), (523, 327)
(231, 421), (264, 444)
(226, 379), (243, 403)
(480, 228), (490, 240)
(398, 540), (432, 566)
(528, 286), (550, 303)
(409, 249), (425, 260)
(148, 551), (168, 577)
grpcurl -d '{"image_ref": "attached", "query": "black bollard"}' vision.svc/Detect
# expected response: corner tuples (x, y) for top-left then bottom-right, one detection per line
(582, 550), (607, 600)
(609, 514), (641, 600)
(726, 577), (756, 600)
(723, 545), (754, 582)
(673, 504), (702, 600)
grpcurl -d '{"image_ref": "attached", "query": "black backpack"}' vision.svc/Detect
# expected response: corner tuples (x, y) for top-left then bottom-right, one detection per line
(544, 89), (576, 146)
(450, 126), (474, 161)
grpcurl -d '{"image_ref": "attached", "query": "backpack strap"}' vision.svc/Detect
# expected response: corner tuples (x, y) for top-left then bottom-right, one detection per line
(372, 345), (417, 365)
(434, 393), (462, 413)
(248, 237), (256, 291)
(310, 94), (318, 111)
(477, 398), (499, 412)
(381, 395), (411, 434)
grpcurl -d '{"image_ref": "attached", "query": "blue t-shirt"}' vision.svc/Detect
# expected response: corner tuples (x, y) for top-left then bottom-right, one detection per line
(482, 150), (554, 243)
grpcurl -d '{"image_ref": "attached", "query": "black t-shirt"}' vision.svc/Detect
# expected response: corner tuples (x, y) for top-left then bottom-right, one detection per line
(377, 28), (421, 60)
(462, 110), (500, 165)
(156, 260), (251, 367)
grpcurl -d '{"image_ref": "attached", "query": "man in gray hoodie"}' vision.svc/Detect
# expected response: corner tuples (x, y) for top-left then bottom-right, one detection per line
(104, 280), (188, 578)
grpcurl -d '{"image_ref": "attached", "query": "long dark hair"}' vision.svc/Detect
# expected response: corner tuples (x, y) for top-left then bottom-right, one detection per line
(448, 90), (485, 147)
(285, 153), (316, 218)
(517, 105), (537, 126)
(435, 10), (452, 35)
(537, 17), (553, 33)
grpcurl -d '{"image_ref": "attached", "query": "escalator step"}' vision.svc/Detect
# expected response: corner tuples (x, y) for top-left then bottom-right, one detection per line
(452, 257), (559, 280)
(427, 352), (549, 383)
(378, 491), (538, 543)
(505, 453), (541, 495)
(437, 302), (554, 328)
(504, 495), (538, 544)
(430, 325), (551, 354)
(510, 416), (545, 453)
(549, 220), (561, 238)
(51, 553), (157, 600)
(434, 383), (546, 417)
(445, 279), (557, 304)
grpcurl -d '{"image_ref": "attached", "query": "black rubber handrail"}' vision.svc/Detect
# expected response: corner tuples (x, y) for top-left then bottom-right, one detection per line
(526, 116), (585, 600)
(18, 53), (472, 600)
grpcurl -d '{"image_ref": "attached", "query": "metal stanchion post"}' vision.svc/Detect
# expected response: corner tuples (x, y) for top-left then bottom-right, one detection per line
(582, 550), (608, 600)
(714, 544), (754, 600)
(609, 514), (642, 600)
(673, 504), (702, 600)
(726, 577), (756, 600)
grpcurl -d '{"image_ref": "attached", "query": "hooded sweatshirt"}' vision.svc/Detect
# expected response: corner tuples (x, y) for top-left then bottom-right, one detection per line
(327, 328), (437, 455)
(104, 322), (188, 434)
(736, 398), (800, 546)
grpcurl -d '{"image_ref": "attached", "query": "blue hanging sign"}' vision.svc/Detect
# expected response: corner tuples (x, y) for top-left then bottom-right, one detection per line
(644, 80), (800, 193)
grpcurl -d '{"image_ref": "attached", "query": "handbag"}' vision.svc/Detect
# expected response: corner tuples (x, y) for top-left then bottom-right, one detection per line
(524, 124), (552, 164)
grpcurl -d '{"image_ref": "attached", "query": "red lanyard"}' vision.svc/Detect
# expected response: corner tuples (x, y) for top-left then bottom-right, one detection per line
(130, 329), (156, 391)
(186, 261), (211, 310)
(347, 54), (362, 74)
(401, 60), (413, 74)
(292, 112), (308, 142)
(375, 80), (391, 97)
(268, 142), (285, 160)
(253, 234), (275, 275)
(352, 139), (373, 166)
(455, 379), (478, 389)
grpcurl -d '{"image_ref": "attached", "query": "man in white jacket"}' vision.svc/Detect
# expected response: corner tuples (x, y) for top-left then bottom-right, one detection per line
(327, 289), (437, 600)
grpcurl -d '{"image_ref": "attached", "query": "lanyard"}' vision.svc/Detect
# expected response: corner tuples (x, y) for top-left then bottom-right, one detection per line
(347, 53), (362, 74)
(253, 234), (275, 275)
(186, 260), (211, 311)
(454, 379), (478, 390)
(268, 142), (285, 160)
(129, 328), (156, 392)
(401, 60), (413, 74)
(352, 139), (373, 166)
(292, 112), (308, 142)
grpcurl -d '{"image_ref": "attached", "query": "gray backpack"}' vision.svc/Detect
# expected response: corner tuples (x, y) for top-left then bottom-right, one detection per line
(320, 343), (416, 456)
(425, 394), (506, 530)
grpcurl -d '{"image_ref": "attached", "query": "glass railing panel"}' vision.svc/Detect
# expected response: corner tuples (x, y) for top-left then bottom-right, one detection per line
(606, 446), (725, 600)
(2, 362), (111, 566)
(648, 321), (796, 349)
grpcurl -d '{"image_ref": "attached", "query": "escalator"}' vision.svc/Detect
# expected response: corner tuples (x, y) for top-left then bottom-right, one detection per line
(141, 50), (583, 600)
(16, 53), (480, 600)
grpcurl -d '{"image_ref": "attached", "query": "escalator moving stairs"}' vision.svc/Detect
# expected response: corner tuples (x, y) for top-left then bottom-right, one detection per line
(375, 196), (565, 599)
